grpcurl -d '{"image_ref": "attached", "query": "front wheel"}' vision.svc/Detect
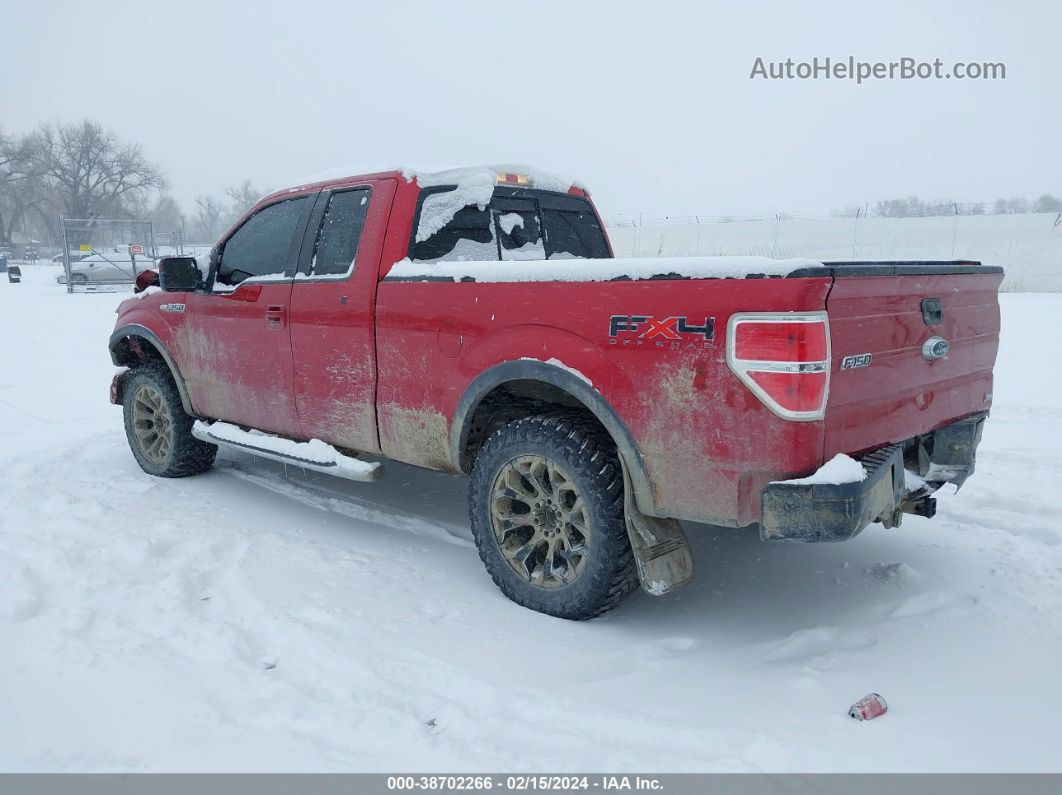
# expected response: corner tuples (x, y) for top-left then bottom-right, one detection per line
(469, 413), (638, 620)
(122, 364), (216, 477)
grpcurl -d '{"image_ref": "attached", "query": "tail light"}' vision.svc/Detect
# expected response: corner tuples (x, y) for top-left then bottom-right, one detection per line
(726, 312), (831, 421)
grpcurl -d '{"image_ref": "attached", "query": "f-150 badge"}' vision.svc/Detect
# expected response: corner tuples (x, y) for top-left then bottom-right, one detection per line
(841, 353), (872, 369)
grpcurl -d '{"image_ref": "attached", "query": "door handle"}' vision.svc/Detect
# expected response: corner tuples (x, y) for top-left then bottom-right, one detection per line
(265, 304), (285, 330)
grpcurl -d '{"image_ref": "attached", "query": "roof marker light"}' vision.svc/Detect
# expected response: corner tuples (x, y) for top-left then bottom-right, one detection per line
(497, 173), (531, 186)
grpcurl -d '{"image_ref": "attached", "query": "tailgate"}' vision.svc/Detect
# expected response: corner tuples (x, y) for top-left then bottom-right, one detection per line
(822, 263), (1003, 458)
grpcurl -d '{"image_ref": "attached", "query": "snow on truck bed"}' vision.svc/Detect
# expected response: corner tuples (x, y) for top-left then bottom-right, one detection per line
(2, 264), (1061, 773)
(386, 255), (824, 283)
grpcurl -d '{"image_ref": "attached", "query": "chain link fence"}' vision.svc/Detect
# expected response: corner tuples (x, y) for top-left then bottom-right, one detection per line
(45, 209), (1062, 293)
(58, 215), (157, 293)
(606, 211), (1062, 292)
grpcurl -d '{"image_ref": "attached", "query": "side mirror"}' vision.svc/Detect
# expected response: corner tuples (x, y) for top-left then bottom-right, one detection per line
(158, 256), (200, 291)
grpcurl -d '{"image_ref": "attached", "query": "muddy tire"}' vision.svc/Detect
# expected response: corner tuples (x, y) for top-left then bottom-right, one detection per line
(122, 364), (216, 478)
(469, 413), (639, 620)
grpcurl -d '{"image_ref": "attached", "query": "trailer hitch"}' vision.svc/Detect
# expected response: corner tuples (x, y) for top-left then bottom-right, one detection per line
(901, 494), (937, 519)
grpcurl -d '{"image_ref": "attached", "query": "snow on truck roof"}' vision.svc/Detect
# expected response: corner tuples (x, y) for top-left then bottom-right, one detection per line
(268, 167), (831, 282)
(274, 164), (584, 200)
(267, 165), (584, 249)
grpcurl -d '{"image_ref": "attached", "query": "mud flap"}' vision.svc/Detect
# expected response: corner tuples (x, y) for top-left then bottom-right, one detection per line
(620, 460), (694, 596)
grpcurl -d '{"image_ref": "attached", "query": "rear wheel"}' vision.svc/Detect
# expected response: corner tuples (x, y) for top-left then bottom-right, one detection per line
(122, 364), (216, 477)
(469, 413), (638, 620)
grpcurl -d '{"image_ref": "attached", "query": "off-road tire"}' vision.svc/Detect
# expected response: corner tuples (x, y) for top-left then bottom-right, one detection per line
(469, 413), (639, 620)
(122, 363), (216, 477)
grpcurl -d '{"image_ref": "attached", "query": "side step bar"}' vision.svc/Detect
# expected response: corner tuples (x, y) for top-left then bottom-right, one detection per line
(192, 420), (382, 482)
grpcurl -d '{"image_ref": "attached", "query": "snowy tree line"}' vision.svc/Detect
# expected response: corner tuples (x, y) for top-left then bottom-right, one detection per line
(0, 120), (268, 250)
(861, 194), (1062, 219)
(2, 118), (1059, 250)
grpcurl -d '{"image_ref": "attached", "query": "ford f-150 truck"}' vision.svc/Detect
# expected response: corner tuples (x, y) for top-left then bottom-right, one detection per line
(108, 165), (1002, 619)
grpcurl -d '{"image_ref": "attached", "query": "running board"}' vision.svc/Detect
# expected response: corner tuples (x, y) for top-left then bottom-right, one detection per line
(192, 420), (382, 482)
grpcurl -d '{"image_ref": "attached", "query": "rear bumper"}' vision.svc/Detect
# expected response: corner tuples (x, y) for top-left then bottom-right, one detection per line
(760, 412), (987, 542)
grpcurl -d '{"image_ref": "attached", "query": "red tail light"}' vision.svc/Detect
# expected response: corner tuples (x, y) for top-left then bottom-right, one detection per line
(726, 313), (831, 420)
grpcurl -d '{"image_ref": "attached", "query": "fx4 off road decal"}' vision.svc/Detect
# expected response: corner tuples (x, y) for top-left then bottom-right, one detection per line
(609, 315), (715, 349)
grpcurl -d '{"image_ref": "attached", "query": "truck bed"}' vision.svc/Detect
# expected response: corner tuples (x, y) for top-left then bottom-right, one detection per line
(377, 255), (1003, 528)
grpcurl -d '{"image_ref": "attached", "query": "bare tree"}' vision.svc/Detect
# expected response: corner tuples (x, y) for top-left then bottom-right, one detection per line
(148, 195), (185, 233)
(192, 194), (226, 243)
(875, 196), (923, 218)
(0, 128), (45, 247)
(1033, 194), (1062, 213)
(875, 196), (964, 218)
(188, 181), (270, 246)
(32, 119), (167, 222)
(224, 179), (268, 223)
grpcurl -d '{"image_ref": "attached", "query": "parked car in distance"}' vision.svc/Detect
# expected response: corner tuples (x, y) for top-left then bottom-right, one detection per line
(108, 164), (1003, 620)
(52, 252), (88, 264)
(57, 251), (153, 284)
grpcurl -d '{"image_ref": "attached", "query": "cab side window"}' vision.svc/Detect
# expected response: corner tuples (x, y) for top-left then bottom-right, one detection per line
(307, 188), (372, 277)
(215, 196), (310, 287)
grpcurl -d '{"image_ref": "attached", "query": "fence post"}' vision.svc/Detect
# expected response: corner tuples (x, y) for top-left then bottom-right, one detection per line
(850, 208), (860, 258)
(59, 212), (72, 295)
(950, 202), (960, 258)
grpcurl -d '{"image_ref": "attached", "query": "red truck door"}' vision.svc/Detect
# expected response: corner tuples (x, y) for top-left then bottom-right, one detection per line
(288, 178), (397, 453)
(180, 194), (315, 434)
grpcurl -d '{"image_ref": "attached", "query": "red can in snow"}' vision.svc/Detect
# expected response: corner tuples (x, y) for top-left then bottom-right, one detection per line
(848, 693), (888, 721)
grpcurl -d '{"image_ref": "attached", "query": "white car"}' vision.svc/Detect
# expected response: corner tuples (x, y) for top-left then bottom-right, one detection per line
(57, 252), (155, 285)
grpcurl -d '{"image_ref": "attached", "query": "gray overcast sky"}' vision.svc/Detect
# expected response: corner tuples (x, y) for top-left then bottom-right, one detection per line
(4, 0), (1058, 219)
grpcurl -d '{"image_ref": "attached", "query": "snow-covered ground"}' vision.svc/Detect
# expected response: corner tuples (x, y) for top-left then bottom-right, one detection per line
(1, 265), (1060, 772)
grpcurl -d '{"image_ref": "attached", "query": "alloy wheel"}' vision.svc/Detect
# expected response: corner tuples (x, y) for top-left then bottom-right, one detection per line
(131, 384), (173, 464)
(490, 455), (592, 589)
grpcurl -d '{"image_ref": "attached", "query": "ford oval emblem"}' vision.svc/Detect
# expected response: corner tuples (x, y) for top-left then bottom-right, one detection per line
(922, 336), (950, 360)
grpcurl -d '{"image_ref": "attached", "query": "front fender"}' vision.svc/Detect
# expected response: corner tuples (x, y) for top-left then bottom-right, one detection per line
(108, 323), (195, 415)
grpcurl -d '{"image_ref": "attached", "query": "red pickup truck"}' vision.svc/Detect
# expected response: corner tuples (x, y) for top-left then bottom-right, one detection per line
(109, 165), (1002, 619)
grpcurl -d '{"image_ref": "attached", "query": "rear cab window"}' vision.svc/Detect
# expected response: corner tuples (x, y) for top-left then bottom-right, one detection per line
(408, 187), (609, 264)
